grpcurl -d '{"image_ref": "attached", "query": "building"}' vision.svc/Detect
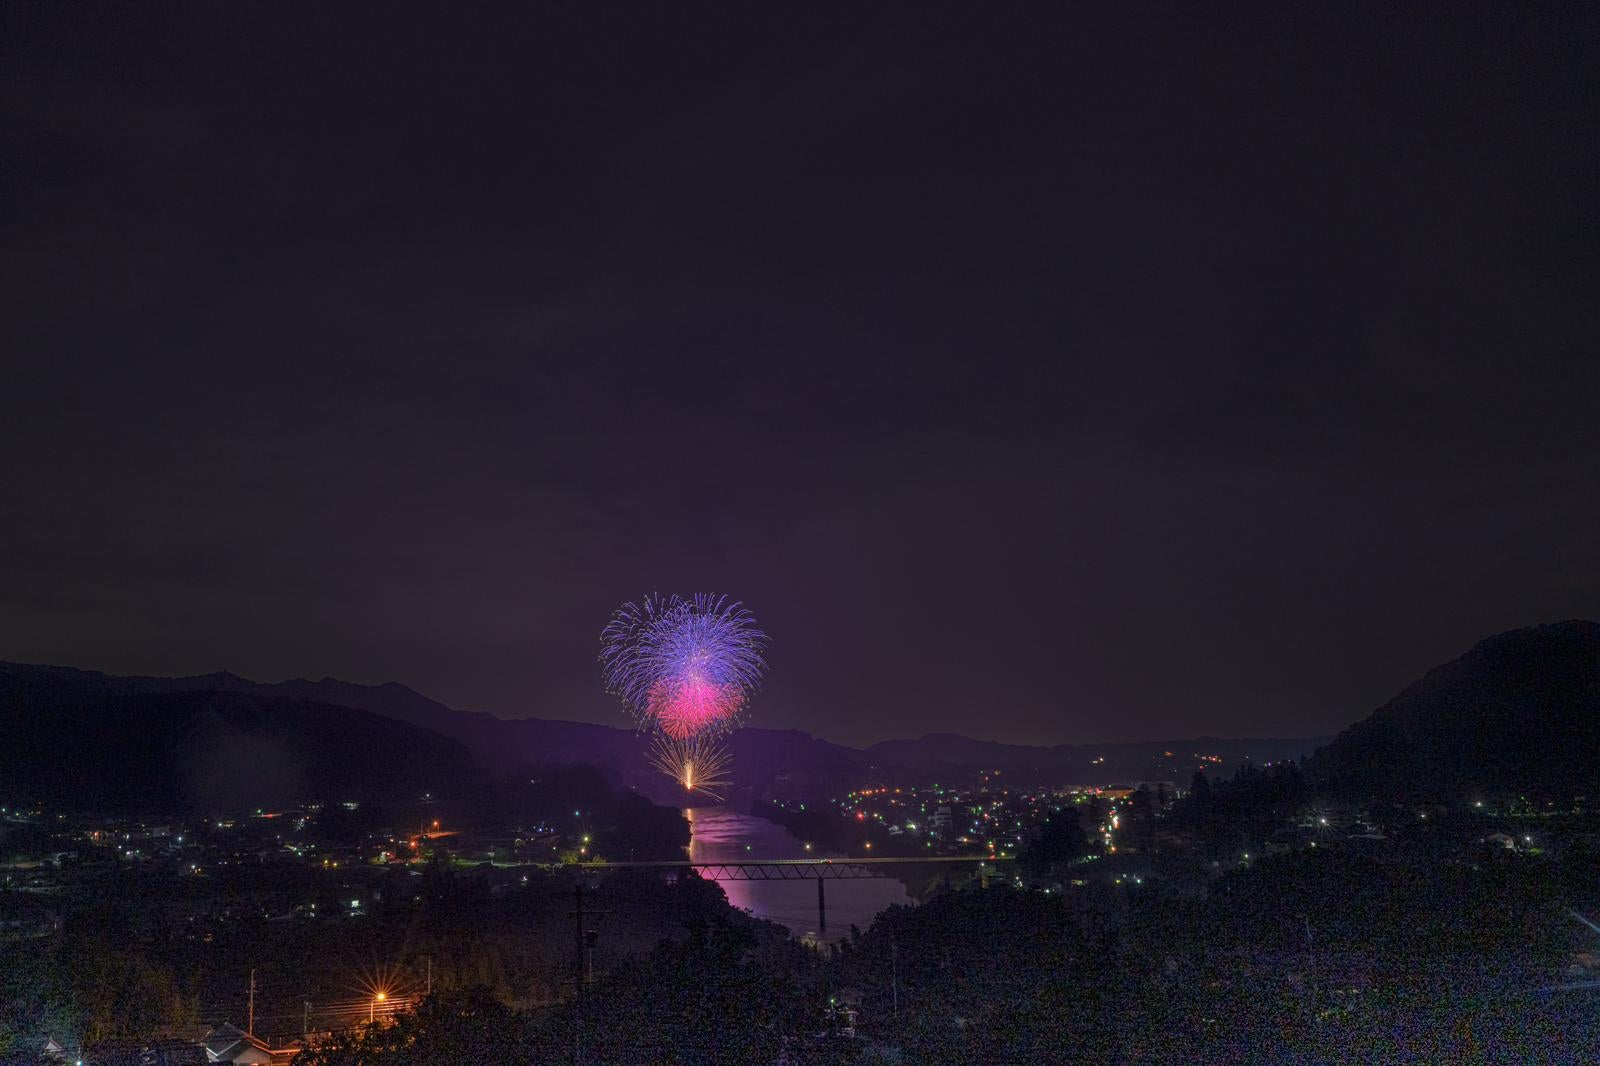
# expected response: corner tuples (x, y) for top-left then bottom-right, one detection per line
(202, 1025), (273, 1065)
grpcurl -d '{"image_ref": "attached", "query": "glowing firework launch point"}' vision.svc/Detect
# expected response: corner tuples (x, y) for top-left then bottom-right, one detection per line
(601, 594), (766, 796)
(650, 734), (734, 800)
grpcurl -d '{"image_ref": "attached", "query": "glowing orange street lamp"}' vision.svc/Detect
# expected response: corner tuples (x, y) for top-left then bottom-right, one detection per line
(371, 990), (387, 1023)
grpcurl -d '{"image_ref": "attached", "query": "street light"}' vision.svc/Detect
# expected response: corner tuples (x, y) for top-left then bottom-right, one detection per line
(371, 990), (387, 1023)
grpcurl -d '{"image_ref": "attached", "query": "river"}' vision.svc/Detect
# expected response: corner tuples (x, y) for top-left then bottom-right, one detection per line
(685, 806), (911, 945)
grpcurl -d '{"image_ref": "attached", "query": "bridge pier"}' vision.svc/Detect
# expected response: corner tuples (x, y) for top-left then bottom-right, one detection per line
(817, 874), (827, 934)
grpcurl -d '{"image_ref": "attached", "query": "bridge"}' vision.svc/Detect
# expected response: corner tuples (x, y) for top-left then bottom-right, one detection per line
(567, 855), (1005, 878)
(557, 855), (1013, 934)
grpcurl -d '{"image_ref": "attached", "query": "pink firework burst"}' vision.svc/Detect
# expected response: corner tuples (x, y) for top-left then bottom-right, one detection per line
(647, 675), (744, 739)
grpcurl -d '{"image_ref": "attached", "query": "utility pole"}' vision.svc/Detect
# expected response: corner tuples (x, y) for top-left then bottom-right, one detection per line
(1303, 915), (1318, 1020)
(426, 956), (432, 996)
(891, 934), (900, 1022)
(247, 969), (256, 1037)
(567, 881), (611, 1066)
(574, 884), (586, 990)
(303, 1001), (310, 1038)
(572, 883), (587, 1066)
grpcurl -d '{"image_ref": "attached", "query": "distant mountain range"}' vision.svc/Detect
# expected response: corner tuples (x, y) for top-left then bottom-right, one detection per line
(0, 662), (480, 812)
(0, 660), (1325, 810)
(1306, 620), (1600, 800)
(9, 620), (1591, 813)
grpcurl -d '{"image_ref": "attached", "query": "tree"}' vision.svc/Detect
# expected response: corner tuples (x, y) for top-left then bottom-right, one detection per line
(1125, 785), (1156, 853)
(576, 912), (820, 1065)
(1020, 809), (1089, 881)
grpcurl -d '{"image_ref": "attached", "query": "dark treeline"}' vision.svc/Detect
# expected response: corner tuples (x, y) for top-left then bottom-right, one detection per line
(240, 855), (1597, 1064)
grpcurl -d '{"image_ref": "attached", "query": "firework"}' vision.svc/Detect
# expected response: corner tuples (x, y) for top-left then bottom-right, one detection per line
(648, 733), (734, 800)
(601, 593), (766, 793)
(600, 593), (767, 738)
(646, 675), (746, 739)
(598, 593), (678, 712)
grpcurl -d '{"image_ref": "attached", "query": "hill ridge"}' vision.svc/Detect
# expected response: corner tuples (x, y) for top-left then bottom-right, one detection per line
(1306, 620), (1600, 799)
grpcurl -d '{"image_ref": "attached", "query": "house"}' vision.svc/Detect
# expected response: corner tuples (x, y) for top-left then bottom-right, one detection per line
(202, 1025), (272, 1065)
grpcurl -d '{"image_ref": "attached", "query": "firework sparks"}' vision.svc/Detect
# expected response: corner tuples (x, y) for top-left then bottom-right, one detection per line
(648, 733), (734, 800)
(600, 593), (767, 738)
(647, 675), (745, 739)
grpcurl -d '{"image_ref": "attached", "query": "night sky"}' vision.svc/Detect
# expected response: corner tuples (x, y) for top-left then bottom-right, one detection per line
(3, 5), (1597, 746)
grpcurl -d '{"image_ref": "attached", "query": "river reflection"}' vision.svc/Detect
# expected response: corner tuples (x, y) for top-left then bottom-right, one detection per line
(685, 806), (911, 945)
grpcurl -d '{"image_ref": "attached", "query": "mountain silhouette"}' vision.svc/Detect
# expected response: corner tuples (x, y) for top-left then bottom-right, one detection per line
(0, 659), (1336, 807)
(0, 662), (480, 812)
(1305, 620), (1600, 800)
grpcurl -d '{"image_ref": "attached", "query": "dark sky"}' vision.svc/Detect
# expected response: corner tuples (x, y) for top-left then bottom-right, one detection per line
(3, 4), (1597, 747)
